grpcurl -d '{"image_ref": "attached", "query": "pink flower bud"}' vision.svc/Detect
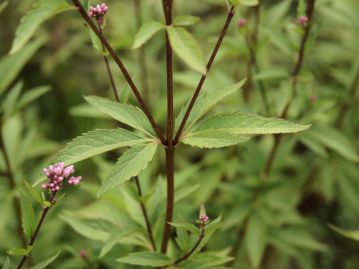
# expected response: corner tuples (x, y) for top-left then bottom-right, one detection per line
(297, 15), (308, 27)
(238, 18), (247, 28)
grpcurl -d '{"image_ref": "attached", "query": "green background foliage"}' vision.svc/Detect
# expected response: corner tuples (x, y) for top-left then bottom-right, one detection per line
(1, 0), (359, 268)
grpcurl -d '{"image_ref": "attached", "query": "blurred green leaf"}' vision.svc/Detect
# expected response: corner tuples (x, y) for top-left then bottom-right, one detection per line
(15, 86), (51, 112)
(167, 26), (206, 74)
(19, 190), (36, 239)
(329, 224), (359, 242)
(2, 81), (23, 117)
(132, 21), (165, 49)
(240, 0), (259, 6)
(173, 15), (200, 26)
(0, 38), (44, 95)
(117, 251), (172, 267)
(245, 214), (267, 268)
(10, 0), (72, 53)
(0, 1), (8, 14)
(24, 181), (43, 206)
(29, 251), (60, 269)
(1, 257), (10, 269)
(7, 246), (33, 256)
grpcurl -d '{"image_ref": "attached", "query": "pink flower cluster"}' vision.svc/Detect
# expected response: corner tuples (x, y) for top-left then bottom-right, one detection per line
(199, 215), (210, 225)
(238, 18), (247, 28)
(42, 162), (82, 193)
(297, 15), (309, 27)
(89, 3), (108, 24)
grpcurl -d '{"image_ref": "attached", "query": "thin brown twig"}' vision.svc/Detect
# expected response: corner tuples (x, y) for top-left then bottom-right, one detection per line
(71, 0), (166, 144)
(174, 5), (236, 145)
(16, 195), (56, 269)
(167, 228), (205, 267)
(134, 176), (157, 251)
(161, 0), (175, 254)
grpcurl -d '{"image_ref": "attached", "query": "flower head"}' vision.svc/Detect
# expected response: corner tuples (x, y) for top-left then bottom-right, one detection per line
(199, 215), (210, 226)
(79, 250), (88, 258)
(238, 18), (247, 28)
(297, 15), (309, 27)
(89, 3), (108, 25)
(42, 162), (82, 194)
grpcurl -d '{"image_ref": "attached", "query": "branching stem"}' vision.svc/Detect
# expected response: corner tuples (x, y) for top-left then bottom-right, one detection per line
(71, 0), (166, 144)
(174, 6), (236, 145)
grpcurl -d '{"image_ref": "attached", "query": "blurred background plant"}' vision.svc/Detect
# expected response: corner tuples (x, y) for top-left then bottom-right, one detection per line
(1, 0), (359, 268)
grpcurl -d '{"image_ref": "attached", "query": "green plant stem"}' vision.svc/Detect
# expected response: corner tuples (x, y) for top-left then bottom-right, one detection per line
(230, 0), (317, 265)
(16, 195), (56, 269)
(172, 227), (205, 265)
(134, 0), (150, 103)
(0, 128), (27, 248)
(134, 176), (157, 251)
(174, 5), (236, 145)
(161, 0), (175, 254)
(71, 0), (166, 145)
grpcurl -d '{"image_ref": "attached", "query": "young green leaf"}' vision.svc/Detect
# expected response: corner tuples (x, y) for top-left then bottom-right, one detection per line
(173, 15), (200, 26)
(98, 143), (158, 196)
(10, 0), (73, 53)
(0, 1), (8, 14)
(245, 214), (267, 268)
(167, 26), (206, 74)
(56, 128), (150, 166)
(19, 190), (36, 239)
(117, 251), (172, 267)
(24, 181), (43, 206)
(132, 21), (165, 49)
(182, 130), (250, 148)
(329, 224), (359, 242)
(240, 0), (259, 6)
(176, 79), (246, 135)
(15, 86), (51, 112)
(0, 38), (44, 95)
(29, 251), (60, 269)
(303, 126), (359, 163)
(193, 112), (310, 135)
(7, 246), (33, 256)
(85, 96), (155, 136)
(2, 81), (23, 117)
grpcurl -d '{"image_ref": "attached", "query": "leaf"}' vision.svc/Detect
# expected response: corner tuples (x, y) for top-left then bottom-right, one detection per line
(7, 246), (33, 256)
(173, 15), (200, 26)
(56, 128), (149, 166)
(16, 86), (51, 111)
(29, 251), (60, 269)
(167, 26), (206, 74)
(176, 80), (246, 135)
(304, 126), (359, 162)
(329, 224), (359, 242)
(99, 228), (138, 258)
(182, 130), (250, 148)
(24, 181), (43, 205)
(169, 222), (199, 235)
(132, 21), (165, 49)
(240, 0), (259, 6)
(2, 81), (23, 117)
(60, 215), (109, 241)
(2, 257), (10, 269)
(98, 143), (158, 196)
(19, 190), (36, 239)
(85, 96), (155, 136)
(193, 112), (310, 136)
(0, 1), (9, 14)
(0, 38), (44, 95)
(117, 251), (172, 267)
(10, 0), (72, 53)
(245, 214), (267, 268)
